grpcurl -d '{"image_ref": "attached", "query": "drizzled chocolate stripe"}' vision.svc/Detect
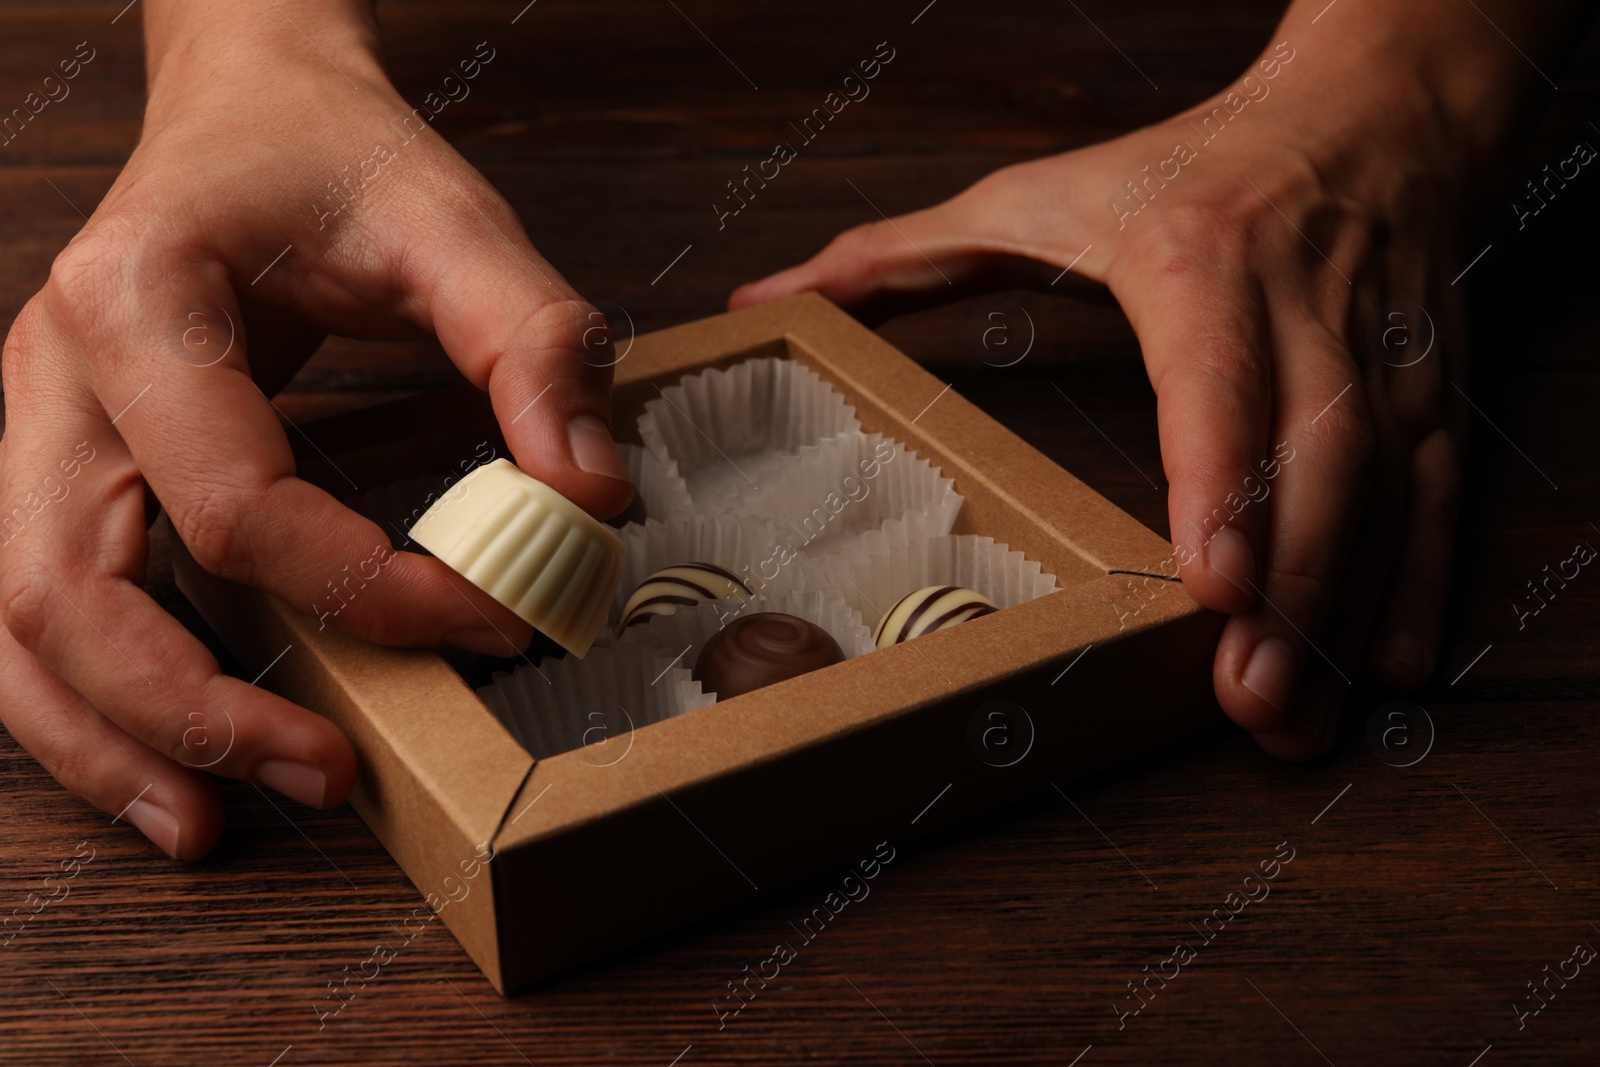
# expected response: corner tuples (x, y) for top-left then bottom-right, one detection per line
(656, 576), (722, 599)
(895, 585), (963, 645)
(875, 584), (1000, 648)
(688, 561), (752, 594)
(619, 562), (753, 630)
(620, 593), (702, 627)
(918, 599), (997, 637)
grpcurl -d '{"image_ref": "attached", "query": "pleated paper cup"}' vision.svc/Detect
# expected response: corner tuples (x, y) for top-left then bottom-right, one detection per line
(616, 588), (876, 678)
(477, 643), (713, 761)
(824, 534), (1060, 634)
(743, 432), (962, 555)
(614, 443), (695, 529)
(638, 356), (860, 512)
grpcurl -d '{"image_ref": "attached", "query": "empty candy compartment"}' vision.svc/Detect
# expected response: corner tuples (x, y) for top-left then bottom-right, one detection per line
(742, 431), (963, 557)
(638, 356), (861, 514)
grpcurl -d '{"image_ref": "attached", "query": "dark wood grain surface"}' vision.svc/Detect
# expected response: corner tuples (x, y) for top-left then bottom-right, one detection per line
(2, 2), (1598, 1065)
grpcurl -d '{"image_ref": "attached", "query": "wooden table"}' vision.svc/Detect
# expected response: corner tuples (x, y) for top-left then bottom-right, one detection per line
(2, 2), (1597, 1064)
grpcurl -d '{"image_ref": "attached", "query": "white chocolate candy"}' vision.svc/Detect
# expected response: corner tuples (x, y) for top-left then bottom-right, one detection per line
(873, 585), (998, 649)
(410, 459), (623, 657)
(618, 562), (752, 631)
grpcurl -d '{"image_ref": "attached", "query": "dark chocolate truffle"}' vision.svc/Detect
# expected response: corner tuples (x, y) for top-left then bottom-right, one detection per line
(693, 612), (845, 699)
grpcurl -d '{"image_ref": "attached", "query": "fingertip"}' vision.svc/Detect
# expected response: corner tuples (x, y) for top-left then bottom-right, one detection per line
(1241, 636), (1296, 716)
(1215, 632), (1298, 733)
(730, 268), (808, 310)
(491, 387), (634, 522)
(563, 414), (636, 519)
(727, 281), (765, 310)
(125, 777), (225, 861)
(239, 697), (359, 813)
(1206, 526), (1257, 601)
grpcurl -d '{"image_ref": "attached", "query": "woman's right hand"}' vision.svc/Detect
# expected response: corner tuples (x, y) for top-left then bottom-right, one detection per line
(0, 0), (632, 858)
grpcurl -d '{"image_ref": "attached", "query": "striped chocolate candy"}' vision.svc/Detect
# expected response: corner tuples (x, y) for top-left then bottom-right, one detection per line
(618, 562), (753, 630)
(872, 585), (998, 648)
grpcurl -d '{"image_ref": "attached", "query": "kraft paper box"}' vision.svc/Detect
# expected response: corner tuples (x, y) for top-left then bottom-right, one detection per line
(173, 293), (1225, 993)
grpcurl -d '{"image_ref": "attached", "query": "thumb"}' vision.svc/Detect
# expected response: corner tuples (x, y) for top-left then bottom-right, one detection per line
(408, 190), (633, 520)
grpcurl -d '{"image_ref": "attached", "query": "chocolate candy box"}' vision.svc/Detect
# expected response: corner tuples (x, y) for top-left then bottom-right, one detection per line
(173, 293), (1223, 992)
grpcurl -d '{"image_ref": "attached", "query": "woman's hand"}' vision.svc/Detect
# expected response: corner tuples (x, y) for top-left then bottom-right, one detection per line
(0, 0), (631, 857)
(731, 12), (1545, 759)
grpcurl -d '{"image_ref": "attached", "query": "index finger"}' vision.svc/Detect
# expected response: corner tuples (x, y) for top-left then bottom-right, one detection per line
(53, 259), (535, 656)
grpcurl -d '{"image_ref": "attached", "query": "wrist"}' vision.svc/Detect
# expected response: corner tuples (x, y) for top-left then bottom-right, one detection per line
(143, 0), (388, 114)
(1161, 34), (1510, 232)
(1251, 0), (1592, 218)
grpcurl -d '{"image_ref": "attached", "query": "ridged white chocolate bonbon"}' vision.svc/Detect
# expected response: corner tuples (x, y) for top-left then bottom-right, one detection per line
(872, 585), (998, 648)
(410, 459), (622, 657)
(618, 562), (752, 630)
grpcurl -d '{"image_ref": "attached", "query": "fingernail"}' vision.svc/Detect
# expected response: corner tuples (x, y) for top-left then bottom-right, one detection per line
(567, 414), (631, 482)
(256, 759), (329, 808)
(445, 626), (526, 657)
(1383, 629), (1422, 677)
(125, 799), (182, 858)
(1241, 637), (1295, 714)
(1207, 526), (1255, 596)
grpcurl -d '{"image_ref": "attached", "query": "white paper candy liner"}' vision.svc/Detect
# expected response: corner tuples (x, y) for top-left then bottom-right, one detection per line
(606, 514), (799, 632)
(478, 643), (714, 760)
(638, 357), (860, 507)
(785, 509), (957, 591)
(615, 443), (695, 528)
(821, 534), (1060, 633)
(744, 432), (963, 553)
(616, 588), (876, 677)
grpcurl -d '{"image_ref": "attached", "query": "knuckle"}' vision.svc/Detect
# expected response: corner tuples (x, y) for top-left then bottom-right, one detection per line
(46, 234), (125, 300)
(171, 484), (255, 584)
(163, 701), (220, 767)
(527, 298), (607, 358)
(1, 298), (50, 385)
(41, 233), (143, 344)
(0, 561), (54, 650)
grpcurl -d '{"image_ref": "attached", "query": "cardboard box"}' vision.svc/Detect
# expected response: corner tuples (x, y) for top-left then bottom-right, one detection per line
(173, 293), (1224, 992)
